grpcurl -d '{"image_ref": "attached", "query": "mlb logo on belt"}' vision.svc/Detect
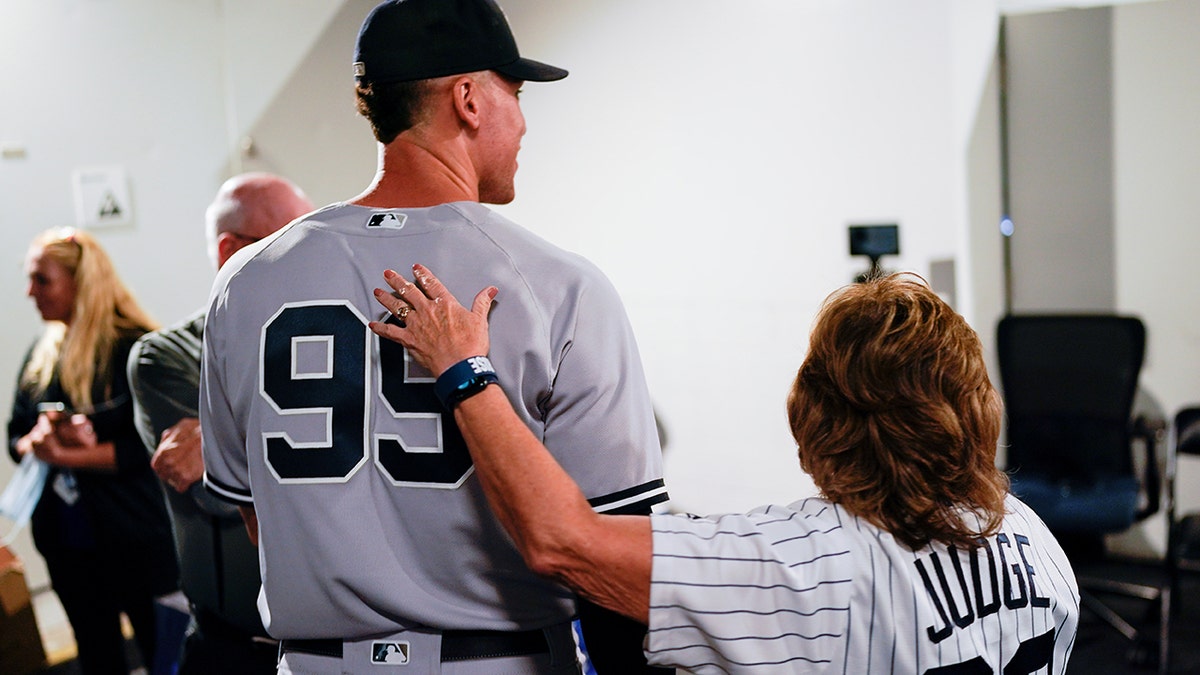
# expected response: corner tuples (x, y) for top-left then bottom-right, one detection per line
(371, 641), (410, 665)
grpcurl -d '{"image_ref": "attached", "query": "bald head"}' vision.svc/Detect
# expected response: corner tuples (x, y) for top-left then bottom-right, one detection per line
(206, 173), (314, 268)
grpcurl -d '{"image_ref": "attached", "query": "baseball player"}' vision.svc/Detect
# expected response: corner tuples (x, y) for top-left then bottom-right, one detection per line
(371, 268), (1081, 674)
(199, 1), (667, 673)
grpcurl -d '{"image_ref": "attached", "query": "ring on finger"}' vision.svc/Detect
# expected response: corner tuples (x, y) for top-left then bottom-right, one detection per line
(395, 305), (410, 321)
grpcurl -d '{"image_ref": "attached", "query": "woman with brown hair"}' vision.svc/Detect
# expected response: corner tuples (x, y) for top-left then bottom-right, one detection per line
(370, 266), (1081, 674)
(8, 228), (178, 674)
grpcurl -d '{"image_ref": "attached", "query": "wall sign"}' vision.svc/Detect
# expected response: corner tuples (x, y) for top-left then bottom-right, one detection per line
(72, 166), (132, 228)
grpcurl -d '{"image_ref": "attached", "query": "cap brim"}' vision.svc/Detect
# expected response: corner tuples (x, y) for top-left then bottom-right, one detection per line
(494, 58), (568, 82)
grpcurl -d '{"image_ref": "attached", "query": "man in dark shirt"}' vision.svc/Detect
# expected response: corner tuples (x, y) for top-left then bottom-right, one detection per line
(127, 173), (313, 674)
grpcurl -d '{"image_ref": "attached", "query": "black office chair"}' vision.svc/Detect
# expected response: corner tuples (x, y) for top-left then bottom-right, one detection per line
(998, 314), (1170, 673)
(1170, 407), (1200, 582)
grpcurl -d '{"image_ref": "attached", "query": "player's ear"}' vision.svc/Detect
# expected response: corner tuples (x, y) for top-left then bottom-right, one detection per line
(216, 232), (244, 268)
(452, 75), (483, 131)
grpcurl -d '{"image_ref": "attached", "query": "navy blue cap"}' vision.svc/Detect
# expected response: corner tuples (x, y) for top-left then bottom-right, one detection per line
(353, 0), (568, 85)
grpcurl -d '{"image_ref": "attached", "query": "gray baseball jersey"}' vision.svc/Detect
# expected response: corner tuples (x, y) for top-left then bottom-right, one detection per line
(646, 494), (1078, 674)
(201, 201), (667, 639)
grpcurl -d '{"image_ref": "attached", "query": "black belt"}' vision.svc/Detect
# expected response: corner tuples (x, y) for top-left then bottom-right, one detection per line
(280, 627), (549, 662)
(193, 607), (274, 646)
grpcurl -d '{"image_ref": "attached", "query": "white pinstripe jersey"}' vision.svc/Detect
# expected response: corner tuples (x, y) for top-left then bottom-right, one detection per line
(200, 201), (667, 638)
(646, 494), (1078, 674)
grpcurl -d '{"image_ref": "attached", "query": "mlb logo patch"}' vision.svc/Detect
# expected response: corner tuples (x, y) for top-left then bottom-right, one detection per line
(367, 213), (408, 230)
(371, 641), (410, 665)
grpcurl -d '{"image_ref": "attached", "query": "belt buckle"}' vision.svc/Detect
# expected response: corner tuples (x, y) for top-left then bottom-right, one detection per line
(371, 640), (412, 665)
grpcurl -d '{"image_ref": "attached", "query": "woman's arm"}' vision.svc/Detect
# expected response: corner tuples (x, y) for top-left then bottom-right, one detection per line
(453, 385), (652, 622)
(370, 265), (653, 622)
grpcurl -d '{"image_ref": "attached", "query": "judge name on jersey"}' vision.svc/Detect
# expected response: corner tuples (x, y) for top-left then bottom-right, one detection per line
(915, 530), (1051, 644)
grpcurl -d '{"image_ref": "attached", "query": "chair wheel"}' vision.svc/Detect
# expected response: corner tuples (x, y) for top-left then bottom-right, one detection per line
(1126, 637), (1159, 668)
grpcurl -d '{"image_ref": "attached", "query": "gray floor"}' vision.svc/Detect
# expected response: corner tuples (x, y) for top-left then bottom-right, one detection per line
(1067, 561), (1200, 674)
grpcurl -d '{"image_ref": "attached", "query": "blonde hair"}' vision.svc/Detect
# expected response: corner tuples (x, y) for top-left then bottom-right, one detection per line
(787, 273), (1008, 550)
(22, 228), (158, 410)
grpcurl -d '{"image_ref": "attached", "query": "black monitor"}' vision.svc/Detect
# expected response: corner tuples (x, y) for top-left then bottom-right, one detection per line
(849, 224), (899, 258)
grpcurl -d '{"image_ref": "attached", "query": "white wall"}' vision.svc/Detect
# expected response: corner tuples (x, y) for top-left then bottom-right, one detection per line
(0, 0), (1006, 585)
(990, 0), (1200, 556)
(1113, 0), (1200, 528)
(0, 0), (340, 589)
(497, 0), (999, 514)
(1005, 6), (1116, 312)
(965, 55), (1007, 402)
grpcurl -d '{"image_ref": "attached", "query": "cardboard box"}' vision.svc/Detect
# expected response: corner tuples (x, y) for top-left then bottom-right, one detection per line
(0, 546), (47, 675)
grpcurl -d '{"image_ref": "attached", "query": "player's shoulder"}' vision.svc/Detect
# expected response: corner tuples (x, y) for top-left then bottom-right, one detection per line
(209, 205), (337, 292)
(449, 202), (609, 279)
(289, 201), (380, 232)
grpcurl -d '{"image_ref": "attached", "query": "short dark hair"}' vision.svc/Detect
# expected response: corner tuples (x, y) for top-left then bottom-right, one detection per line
(354, 79), (437, 144)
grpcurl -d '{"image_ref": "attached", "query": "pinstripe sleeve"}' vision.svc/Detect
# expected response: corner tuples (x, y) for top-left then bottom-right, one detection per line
(646, 505), (853, 673)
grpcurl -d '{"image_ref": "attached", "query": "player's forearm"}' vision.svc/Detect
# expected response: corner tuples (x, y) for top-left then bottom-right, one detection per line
(454, 386), (652, 623)
(559, 514), (652, 624)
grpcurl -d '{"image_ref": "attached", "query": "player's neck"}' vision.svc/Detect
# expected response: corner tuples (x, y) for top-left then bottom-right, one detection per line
(350, 139), (480, 208)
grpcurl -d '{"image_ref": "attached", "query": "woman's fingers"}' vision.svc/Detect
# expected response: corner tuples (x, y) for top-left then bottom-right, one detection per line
(412, 264), (454, 305)
(372, 265), (496, 349)
(372, 287), (410, 321)
(472, 286), (499, 319)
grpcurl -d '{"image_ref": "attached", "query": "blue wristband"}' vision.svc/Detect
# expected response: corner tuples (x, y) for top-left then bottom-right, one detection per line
(434, 356), (499, 409)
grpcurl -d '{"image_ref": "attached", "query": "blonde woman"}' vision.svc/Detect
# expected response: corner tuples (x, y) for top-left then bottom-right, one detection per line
(7, 228), (179, 674)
